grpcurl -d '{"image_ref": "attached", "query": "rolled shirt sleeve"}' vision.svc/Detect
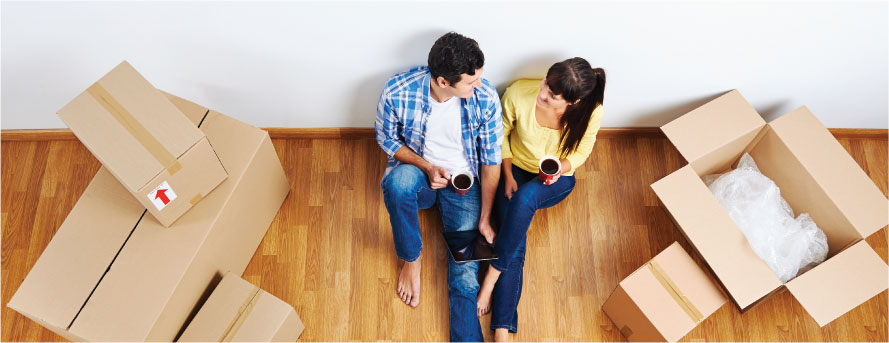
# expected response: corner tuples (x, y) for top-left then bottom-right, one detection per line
(374, 91), (404, 159)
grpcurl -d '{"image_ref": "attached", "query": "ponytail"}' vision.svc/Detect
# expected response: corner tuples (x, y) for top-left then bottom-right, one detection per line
(545, 58), (606, 156)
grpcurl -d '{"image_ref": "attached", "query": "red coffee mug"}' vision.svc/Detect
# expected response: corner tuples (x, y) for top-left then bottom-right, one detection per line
(450, 170), (474, 195)
(538, 156), (562, 185)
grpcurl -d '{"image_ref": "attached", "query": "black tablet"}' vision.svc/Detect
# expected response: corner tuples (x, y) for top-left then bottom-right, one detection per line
(443, 230), (498, 263)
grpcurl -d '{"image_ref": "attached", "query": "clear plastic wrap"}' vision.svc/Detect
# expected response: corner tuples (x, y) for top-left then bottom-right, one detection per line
(704, 153), (828, 283)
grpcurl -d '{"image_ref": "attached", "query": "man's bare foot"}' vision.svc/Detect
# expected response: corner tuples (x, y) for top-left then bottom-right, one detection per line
(396, 256), (422, 307)
(494, 328), (509, 342)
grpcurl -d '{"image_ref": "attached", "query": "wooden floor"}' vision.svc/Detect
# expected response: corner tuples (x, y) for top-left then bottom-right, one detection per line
(2, 132), (887, 342)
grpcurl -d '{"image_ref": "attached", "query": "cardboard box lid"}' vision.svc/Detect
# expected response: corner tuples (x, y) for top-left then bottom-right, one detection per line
(57, 61), (205, 192)
(768, 106), (889, 239)
(179, 272), (303, 342)
(661, 90), (766, 164)
(786, 240), (889, 327)
(651, 166), (783, 309)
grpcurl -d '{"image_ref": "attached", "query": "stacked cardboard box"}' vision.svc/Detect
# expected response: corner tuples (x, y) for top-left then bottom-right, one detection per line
(179, 272), (304, 342)
(648, 90), (888, 326)
(603, 242), (727, 342)
(7, 64), (295, 341)
(57, 61), (227, 227)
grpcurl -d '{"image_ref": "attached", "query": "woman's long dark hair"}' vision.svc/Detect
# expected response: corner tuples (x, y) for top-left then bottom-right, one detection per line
(545, 57), (605, 157)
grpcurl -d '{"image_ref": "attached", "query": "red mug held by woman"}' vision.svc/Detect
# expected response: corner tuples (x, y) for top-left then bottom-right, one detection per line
(538, 155), (562, 185)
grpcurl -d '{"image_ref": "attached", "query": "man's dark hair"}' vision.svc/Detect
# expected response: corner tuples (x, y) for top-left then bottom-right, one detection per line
(428, 32), (485, 86)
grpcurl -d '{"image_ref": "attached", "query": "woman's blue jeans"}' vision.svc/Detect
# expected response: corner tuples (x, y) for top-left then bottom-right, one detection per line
(489, 164), (575, 333)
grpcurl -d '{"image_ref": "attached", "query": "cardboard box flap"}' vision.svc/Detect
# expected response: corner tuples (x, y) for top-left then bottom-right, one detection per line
(661, 90), (766, 164)
(651, 166), (782, 309)
(652, 243), (727, 320)
(785, 241), (888, 327)
(768, 106), (889, 238)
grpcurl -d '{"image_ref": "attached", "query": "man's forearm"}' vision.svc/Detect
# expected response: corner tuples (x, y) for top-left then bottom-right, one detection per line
(393, 146), (432, 173)
(479, 164), (500, 222)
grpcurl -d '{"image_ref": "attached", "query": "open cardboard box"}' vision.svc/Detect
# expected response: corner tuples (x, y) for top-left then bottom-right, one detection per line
(651, 90), (889, 326)
(179, 272), (304, 342)
(7, 93), (290, 341)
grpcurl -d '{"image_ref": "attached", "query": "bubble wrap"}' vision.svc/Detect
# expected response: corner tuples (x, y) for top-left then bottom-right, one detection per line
(704, 153), (828, 283)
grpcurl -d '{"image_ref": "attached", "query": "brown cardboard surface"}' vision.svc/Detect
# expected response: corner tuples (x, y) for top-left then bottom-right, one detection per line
(749, 128), (859, 256)
(179, 272), (304, 342)
(57, 62), (226, 227)
(8, 98), (290, 341)
(651, 166), (782, 309)
(652, 243), (726, 319)
(138, 137), (228, 227)
(655, 89), (889, 325)
(768, 106), (889, 239)
(786, 241), (889, 327)
(6, 168), (143, 333)
(68, 111), (290, 341)
(602, 285), (666, 342)
(661, 90), (766, 165)
(623, 265), (695, 342)
(57, 61), (204, 191)
(603, 242), (727, 342)
(161, 90), (209, 126)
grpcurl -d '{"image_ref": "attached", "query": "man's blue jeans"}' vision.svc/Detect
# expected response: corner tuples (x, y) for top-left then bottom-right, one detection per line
(489, 164), (575, 333)
(381, 164), (484, 342)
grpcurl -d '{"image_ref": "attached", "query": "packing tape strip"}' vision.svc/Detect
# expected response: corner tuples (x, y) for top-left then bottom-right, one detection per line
(189, 194), (203, 206)
(648, 261), (704, 323)
(87, 83), (182, 176)
(219, 286), (262, 342)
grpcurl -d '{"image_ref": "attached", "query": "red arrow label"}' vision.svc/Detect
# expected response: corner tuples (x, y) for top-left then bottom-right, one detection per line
(155, 189), (171, 205)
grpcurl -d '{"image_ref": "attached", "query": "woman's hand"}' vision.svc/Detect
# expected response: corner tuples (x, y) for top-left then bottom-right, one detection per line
(504, 175), (519, 200)
(545, 171), (561, 185)
(544, 159), (571, 186)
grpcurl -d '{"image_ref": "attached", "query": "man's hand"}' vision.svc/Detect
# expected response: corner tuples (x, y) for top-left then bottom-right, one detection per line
(479, 219), (496, 244)
(504, 174), (519, 200)
(425, 165), (451, 189)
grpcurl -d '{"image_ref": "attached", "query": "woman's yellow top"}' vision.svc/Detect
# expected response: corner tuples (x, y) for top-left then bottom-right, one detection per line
(501, 79), (603, 176)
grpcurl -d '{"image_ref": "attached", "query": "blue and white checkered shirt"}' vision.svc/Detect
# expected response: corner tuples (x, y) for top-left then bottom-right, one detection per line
(375, 66), (503, 178)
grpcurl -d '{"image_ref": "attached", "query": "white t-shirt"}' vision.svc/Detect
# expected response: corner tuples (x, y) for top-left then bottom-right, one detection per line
(422, 96), (471, 174)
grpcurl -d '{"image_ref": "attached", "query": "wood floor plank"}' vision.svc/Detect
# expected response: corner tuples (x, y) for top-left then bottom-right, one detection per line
(1, 133), (886, 342)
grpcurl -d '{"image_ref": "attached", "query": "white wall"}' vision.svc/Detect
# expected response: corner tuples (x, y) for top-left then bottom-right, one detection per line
(2, 1), (887, 129)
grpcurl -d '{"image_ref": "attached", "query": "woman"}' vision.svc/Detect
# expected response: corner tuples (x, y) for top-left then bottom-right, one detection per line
(477, 57), (605, 341)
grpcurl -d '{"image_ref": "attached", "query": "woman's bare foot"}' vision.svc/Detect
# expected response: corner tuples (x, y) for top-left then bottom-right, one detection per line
(477, 283), (493, 317)
(494, 328), (509, 342)
(477, 266), (502, 317)
(396, 255), (422, 307)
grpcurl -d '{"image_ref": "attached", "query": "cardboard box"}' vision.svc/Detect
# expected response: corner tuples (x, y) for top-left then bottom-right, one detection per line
(603, 242), (727, 342)
(7, 94), (291, 341)
(179, 272), (304, 342)
(651, 90), (889, 326)
(57, 61), (227, 226)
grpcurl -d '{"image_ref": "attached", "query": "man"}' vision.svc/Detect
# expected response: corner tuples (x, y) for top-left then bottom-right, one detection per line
(375, 32), (502, 341)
